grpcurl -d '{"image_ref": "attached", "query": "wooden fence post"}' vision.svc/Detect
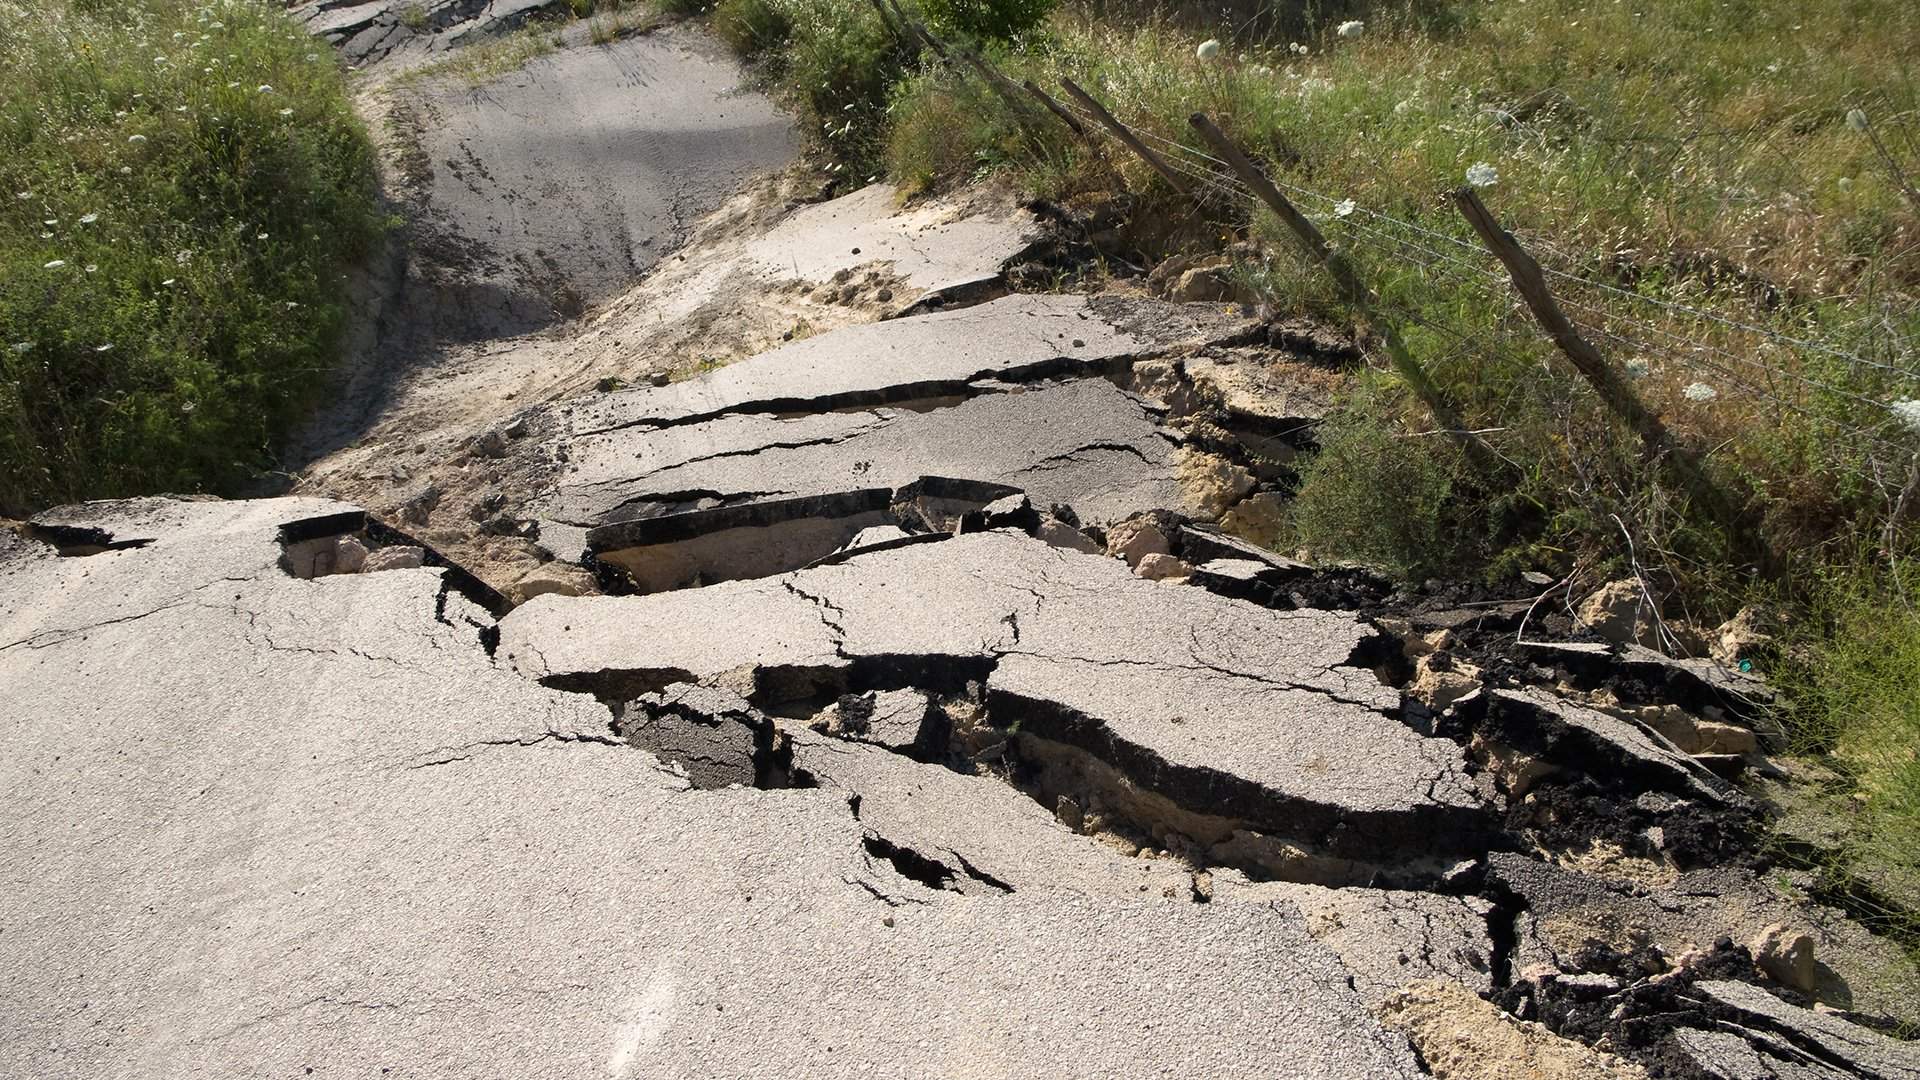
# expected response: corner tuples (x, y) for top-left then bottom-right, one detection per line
(1023, 79), (1085, 137)
(1187, 112), (1495, 468)
(1060, 79), (1189, 196)
(1451, 186), (1735, 521)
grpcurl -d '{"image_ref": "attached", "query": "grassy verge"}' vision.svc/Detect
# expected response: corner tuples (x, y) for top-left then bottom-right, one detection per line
(695, 0), (1920, 903)
(0, 0), (381, 514)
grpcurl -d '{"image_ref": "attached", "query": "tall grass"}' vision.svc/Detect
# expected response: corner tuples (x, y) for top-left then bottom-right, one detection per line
(0, 0), (380, 515)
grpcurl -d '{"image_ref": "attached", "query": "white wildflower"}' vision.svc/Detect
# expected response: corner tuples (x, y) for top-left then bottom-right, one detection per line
(39, 231), (52, 238)
(226, 81), (240, 89)
(1337, 20), (1364, 38)
(84, 264), (97, 273)
(305, 53), (319, 61)
(1465, 161), (1500, 188)
(1289, 42), (1308, 55)
(1846, 108), (1869, 132)
(119, 166), (132, 175)
(1300, 77), (1334, 94)
(278, 107), (293, 117)
(79, 212), (98, 224)
(43, 219), (57, 226)
(127, 133), (147, 144)
(256, 84), (273, 93)
(256, 232), (269, 240)
(1394, 98), (1414, 115)
(15, 191), (30, 200)
(94, 344), (114, 353)
(181, 401), (196, 413)
(161, 278), (176, 286)
(1333, 199), (1356, 218)
(1196, 39), (1221, 62)
(43, 260), (67, 269)
(1891, 399), (1920, 433)
(1682, 382), (1717, 402)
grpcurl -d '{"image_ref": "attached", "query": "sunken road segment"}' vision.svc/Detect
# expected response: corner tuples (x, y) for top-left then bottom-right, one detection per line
(6, 497), (1919, 1076)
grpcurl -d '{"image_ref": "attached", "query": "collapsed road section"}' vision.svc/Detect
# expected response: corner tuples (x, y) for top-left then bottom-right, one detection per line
(5, 495), (1917, 1077)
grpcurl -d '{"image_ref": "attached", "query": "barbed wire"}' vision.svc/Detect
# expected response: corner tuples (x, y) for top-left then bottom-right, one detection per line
(1044, 83), (1920, 449)
(1049, 91), (1917, 384)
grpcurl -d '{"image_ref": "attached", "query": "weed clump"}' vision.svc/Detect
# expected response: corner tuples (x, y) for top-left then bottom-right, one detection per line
(0, 0), (381, 514)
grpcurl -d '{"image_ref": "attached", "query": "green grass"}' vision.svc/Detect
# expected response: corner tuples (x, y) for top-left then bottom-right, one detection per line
(1775, 561), (1920, 913)
(395, 22), (562, 86)
(0, 0), (380, 515)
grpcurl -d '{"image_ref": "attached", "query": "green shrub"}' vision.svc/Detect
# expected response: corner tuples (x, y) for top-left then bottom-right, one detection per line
(1779, 563), (1920, 862)
(711, 0), (790, 55)
(1289, 402), (1466, 580)
(922, 0), (1055, 41)
(0, 0), (380, 514)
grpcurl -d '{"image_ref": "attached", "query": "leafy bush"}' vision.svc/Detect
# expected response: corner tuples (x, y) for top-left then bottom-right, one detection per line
(711, 0), (791, 55)
(1289, 403), (1466, 580)
(922, 0), (1055, 41)
(0, 0), (380, 514)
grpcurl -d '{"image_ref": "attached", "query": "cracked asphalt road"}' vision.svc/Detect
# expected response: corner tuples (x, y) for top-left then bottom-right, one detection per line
(0, 498), (1432, 1079)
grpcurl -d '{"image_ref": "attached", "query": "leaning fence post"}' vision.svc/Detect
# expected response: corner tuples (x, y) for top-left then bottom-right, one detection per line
(1023, 79), (1085, 137)
(1187, 112), (1494, 468)
(1451, 186), (1735, 521)
(1061, 79), (1189, 196)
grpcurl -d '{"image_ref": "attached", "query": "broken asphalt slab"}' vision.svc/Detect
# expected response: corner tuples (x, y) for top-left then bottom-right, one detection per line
(0, 496), (1436, 1078)
(501, 529), (1492, 872)
(551, 292), (1255, 438)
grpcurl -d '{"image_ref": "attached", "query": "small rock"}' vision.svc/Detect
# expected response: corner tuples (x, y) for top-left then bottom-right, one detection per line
(1577, 578), (1658, 647)
(1692, 719), (1757, 756)
(507, 561), (596, 604)
(1135, 553), (1194, 582)
(875, 287), (893, 302)
(1036, 518), (1102, 555)
(1054, 795), (1084, 832)
(470, 428), (508, 459)
(595, 375), (624, 393)
(1711, 606), (1772, 664)
(468, 490), (508, 522)
(1105, 518), (1171, 568)
(503, 416), (530, 439)
(1174, 449), (1256, 519)
(1409, 653), (1482, 710)
(394, 484), (440, 527)
(1468, 731), (1560, 799)
(1750, 923), (1818, 992)
(647, 371), (671, 387)
(1168, 262), (1234, 303)
(329, 536), (368, 575)
(362, 546), (426, 573)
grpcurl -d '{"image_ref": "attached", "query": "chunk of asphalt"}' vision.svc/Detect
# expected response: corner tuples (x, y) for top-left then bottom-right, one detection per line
(0, 496), (1432, 1078)
(1668, 1027), (1857, 1080)
(616, 684), (766, 789)
(1211, 871), (1496, 1002)
(1486, 854), (1919, 1028)
(1689, 980), (1920, 1080)
(792, 731), (1192, 900)
(501, 531), (1490, 866)
(554, 293), (1254, 438)
(734, 181), (1044, 305)
(1463, 687), (1739, 805)
(817, 688), (947, 758)
(548, 378), (1195, 545)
